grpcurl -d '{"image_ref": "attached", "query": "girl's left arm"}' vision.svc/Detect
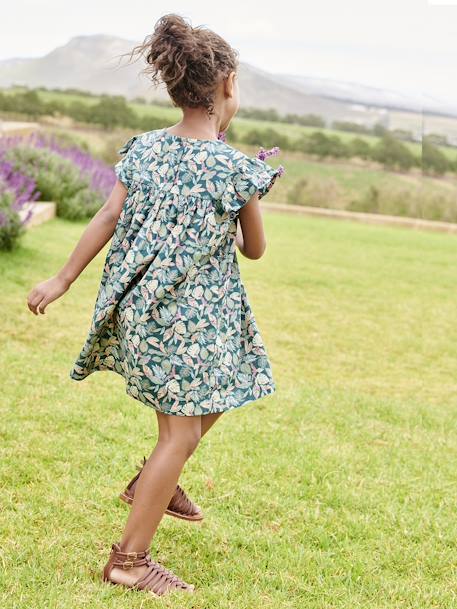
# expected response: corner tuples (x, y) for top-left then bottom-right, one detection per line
(27, 180), (128, 315)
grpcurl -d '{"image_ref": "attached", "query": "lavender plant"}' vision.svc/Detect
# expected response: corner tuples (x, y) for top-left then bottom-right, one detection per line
(0, 158), (39, 250)
(0, 132), (116, 222)
(0, 133), (116, 201)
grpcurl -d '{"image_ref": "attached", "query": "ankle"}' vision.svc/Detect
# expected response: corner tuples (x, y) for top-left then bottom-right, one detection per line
(118, 540), (149, 554)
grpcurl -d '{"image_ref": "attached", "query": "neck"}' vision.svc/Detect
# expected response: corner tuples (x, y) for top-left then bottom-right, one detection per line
(169, 107), (222, 140)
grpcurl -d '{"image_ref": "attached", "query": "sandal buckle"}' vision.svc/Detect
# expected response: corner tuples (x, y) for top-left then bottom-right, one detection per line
(123, 560), (134, 569)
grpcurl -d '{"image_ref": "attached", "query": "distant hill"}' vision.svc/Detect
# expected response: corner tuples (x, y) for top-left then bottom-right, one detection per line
(275, 74), (423, 113)
(0, 34), (452, 136)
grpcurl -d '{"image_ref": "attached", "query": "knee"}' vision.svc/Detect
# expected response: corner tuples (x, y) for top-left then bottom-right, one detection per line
(158, 428), (201, 459)
(183, 429), (201, 458)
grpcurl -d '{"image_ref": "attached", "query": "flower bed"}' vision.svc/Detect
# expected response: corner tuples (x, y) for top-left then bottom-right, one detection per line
(0, 157), (39, 250)
(0, 132), (116, 250)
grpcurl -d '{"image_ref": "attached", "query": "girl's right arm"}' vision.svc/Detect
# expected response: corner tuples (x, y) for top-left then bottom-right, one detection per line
(235, 193), (266, 260)
(27, 180), (128, 316)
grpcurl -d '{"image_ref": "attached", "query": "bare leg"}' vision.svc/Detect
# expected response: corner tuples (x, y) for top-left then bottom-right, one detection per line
(200, 411), (224, 437)
(154, 409), (223, 441)
(109, 411), (202, 586)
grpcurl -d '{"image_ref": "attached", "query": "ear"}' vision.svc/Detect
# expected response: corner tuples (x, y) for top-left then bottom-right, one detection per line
(224, 71), (236, 98)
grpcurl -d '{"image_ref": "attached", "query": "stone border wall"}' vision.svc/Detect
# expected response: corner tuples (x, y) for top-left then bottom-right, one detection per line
(19, 202), (56, 228)
(17, 199), (457, 236)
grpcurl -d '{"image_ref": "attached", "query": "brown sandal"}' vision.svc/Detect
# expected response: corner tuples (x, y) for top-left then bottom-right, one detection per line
(102, 541), (195, 596)
(119, 456), (204, 522)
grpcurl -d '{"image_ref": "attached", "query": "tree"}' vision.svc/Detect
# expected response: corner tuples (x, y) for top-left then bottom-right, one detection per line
(422, 138), (449, 176)
(372, 133), (418, 171)
(349, 137), (372, 160)
(91, 95), (136, 129)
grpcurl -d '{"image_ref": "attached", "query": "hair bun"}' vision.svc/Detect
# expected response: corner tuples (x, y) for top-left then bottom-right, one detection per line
(146, 14), (199, 90)
(154, 14), (195, 51)
(126, 13), (239, 116)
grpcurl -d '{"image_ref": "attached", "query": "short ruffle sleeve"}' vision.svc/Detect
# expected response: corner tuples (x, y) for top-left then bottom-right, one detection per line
(114, 134), (139, 190)
(221, 155), (281, 215)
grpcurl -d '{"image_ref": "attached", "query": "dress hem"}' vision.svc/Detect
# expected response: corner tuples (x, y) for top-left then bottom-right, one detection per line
(69, 365), (276, 417)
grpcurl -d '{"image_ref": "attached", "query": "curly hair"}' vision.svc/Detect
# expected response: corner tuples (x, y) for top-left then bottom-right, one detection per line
(126, 14), (240, 116)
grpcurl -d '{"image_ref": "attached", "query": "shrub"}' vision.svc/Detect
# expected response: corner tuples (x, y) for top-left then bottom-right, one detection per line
(422, 139), (449, 176)
(5, 146), (106, 220)
(349, 137), (372, 160)
(240, 129), (262, 146)
(242, 127), (291, 151)
(300, 131), (350, 159)
(90, 95), (136, 129)
(348, 182), (457, 222)
(0, 191), (25, 250)
(332, 121), (371, 134)
(58, 187), (104, 221)
(287, 173), (457, 223)
(0, 159), (39, 250)
(0, 88), (173, 131)
(287, 176), (348, 209)
(0, 133), (116, 221)
(371, 134), (419, 171)
(290, 133), (310, 153)
(5, 146), (87, 203)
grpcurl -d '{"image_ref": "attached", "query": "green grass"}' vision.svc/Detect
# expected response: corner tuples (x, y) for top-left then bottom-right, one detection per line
(2, 212), (457, 608)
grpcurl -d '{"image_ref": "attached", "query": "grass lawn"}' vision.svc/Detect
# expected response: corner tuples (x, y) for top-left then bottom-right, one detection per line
(1, 212), (457, 608)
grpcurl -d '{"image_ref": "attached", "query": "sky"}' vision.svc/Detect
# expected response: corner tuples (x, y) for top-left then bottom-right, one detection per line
(1, 0), (456, 105)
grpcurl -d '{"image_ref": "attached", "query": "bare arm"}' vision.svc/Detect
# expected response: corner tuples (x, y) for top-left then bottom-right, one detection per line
(235, 193), (266, 260)
(27, 179), (128, 315)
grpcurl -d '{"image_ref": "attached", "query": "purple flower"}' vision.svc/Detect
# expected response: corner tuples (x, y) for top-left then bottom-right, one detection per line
(217, 130), (227, 142)
(0, 132), (116, 199)
(255, 146), (285, 177)
(256, 146), (281, 161)
(0, 156), (40, 226)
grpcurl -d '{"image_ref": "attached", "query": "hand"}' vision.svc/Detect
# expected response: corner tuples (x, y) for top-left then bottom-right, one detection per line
(27, 274), (71, 315)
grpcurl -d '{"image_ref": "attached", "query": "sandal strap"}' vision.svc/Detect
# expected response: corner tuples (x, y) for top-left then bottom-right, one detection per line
(168, 484), (198, 516)
(134, 557), (192, 595)
(105, 542), (193, 595)
(135, 455), (147, 472)
(109, 542), (149, 569)
(112, 556), (150, 569)
(121, 458), (202, 521)
(125, 456), (147, 491)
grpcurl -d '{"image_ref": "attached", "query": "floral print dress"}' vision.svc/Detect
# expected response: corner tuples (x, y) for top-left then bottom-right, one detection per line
(69, 127), (281, 416)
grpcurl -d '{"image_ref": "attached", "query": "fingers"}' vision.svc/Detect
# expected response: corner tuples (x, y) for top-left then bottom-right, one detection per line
(27, 290), (39, 315)
(37, 298), (48, 314)
(27, 289), (47, 315)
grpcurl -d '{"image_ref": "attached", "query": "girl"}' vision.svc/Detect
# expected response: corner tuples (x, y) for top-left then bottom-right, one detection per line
(26, 13), (283, 597)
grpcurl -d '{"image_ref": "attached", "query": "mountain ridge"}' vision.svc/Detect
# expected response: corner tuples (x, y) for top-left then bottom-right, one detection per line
(0, 34), (452, 125)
